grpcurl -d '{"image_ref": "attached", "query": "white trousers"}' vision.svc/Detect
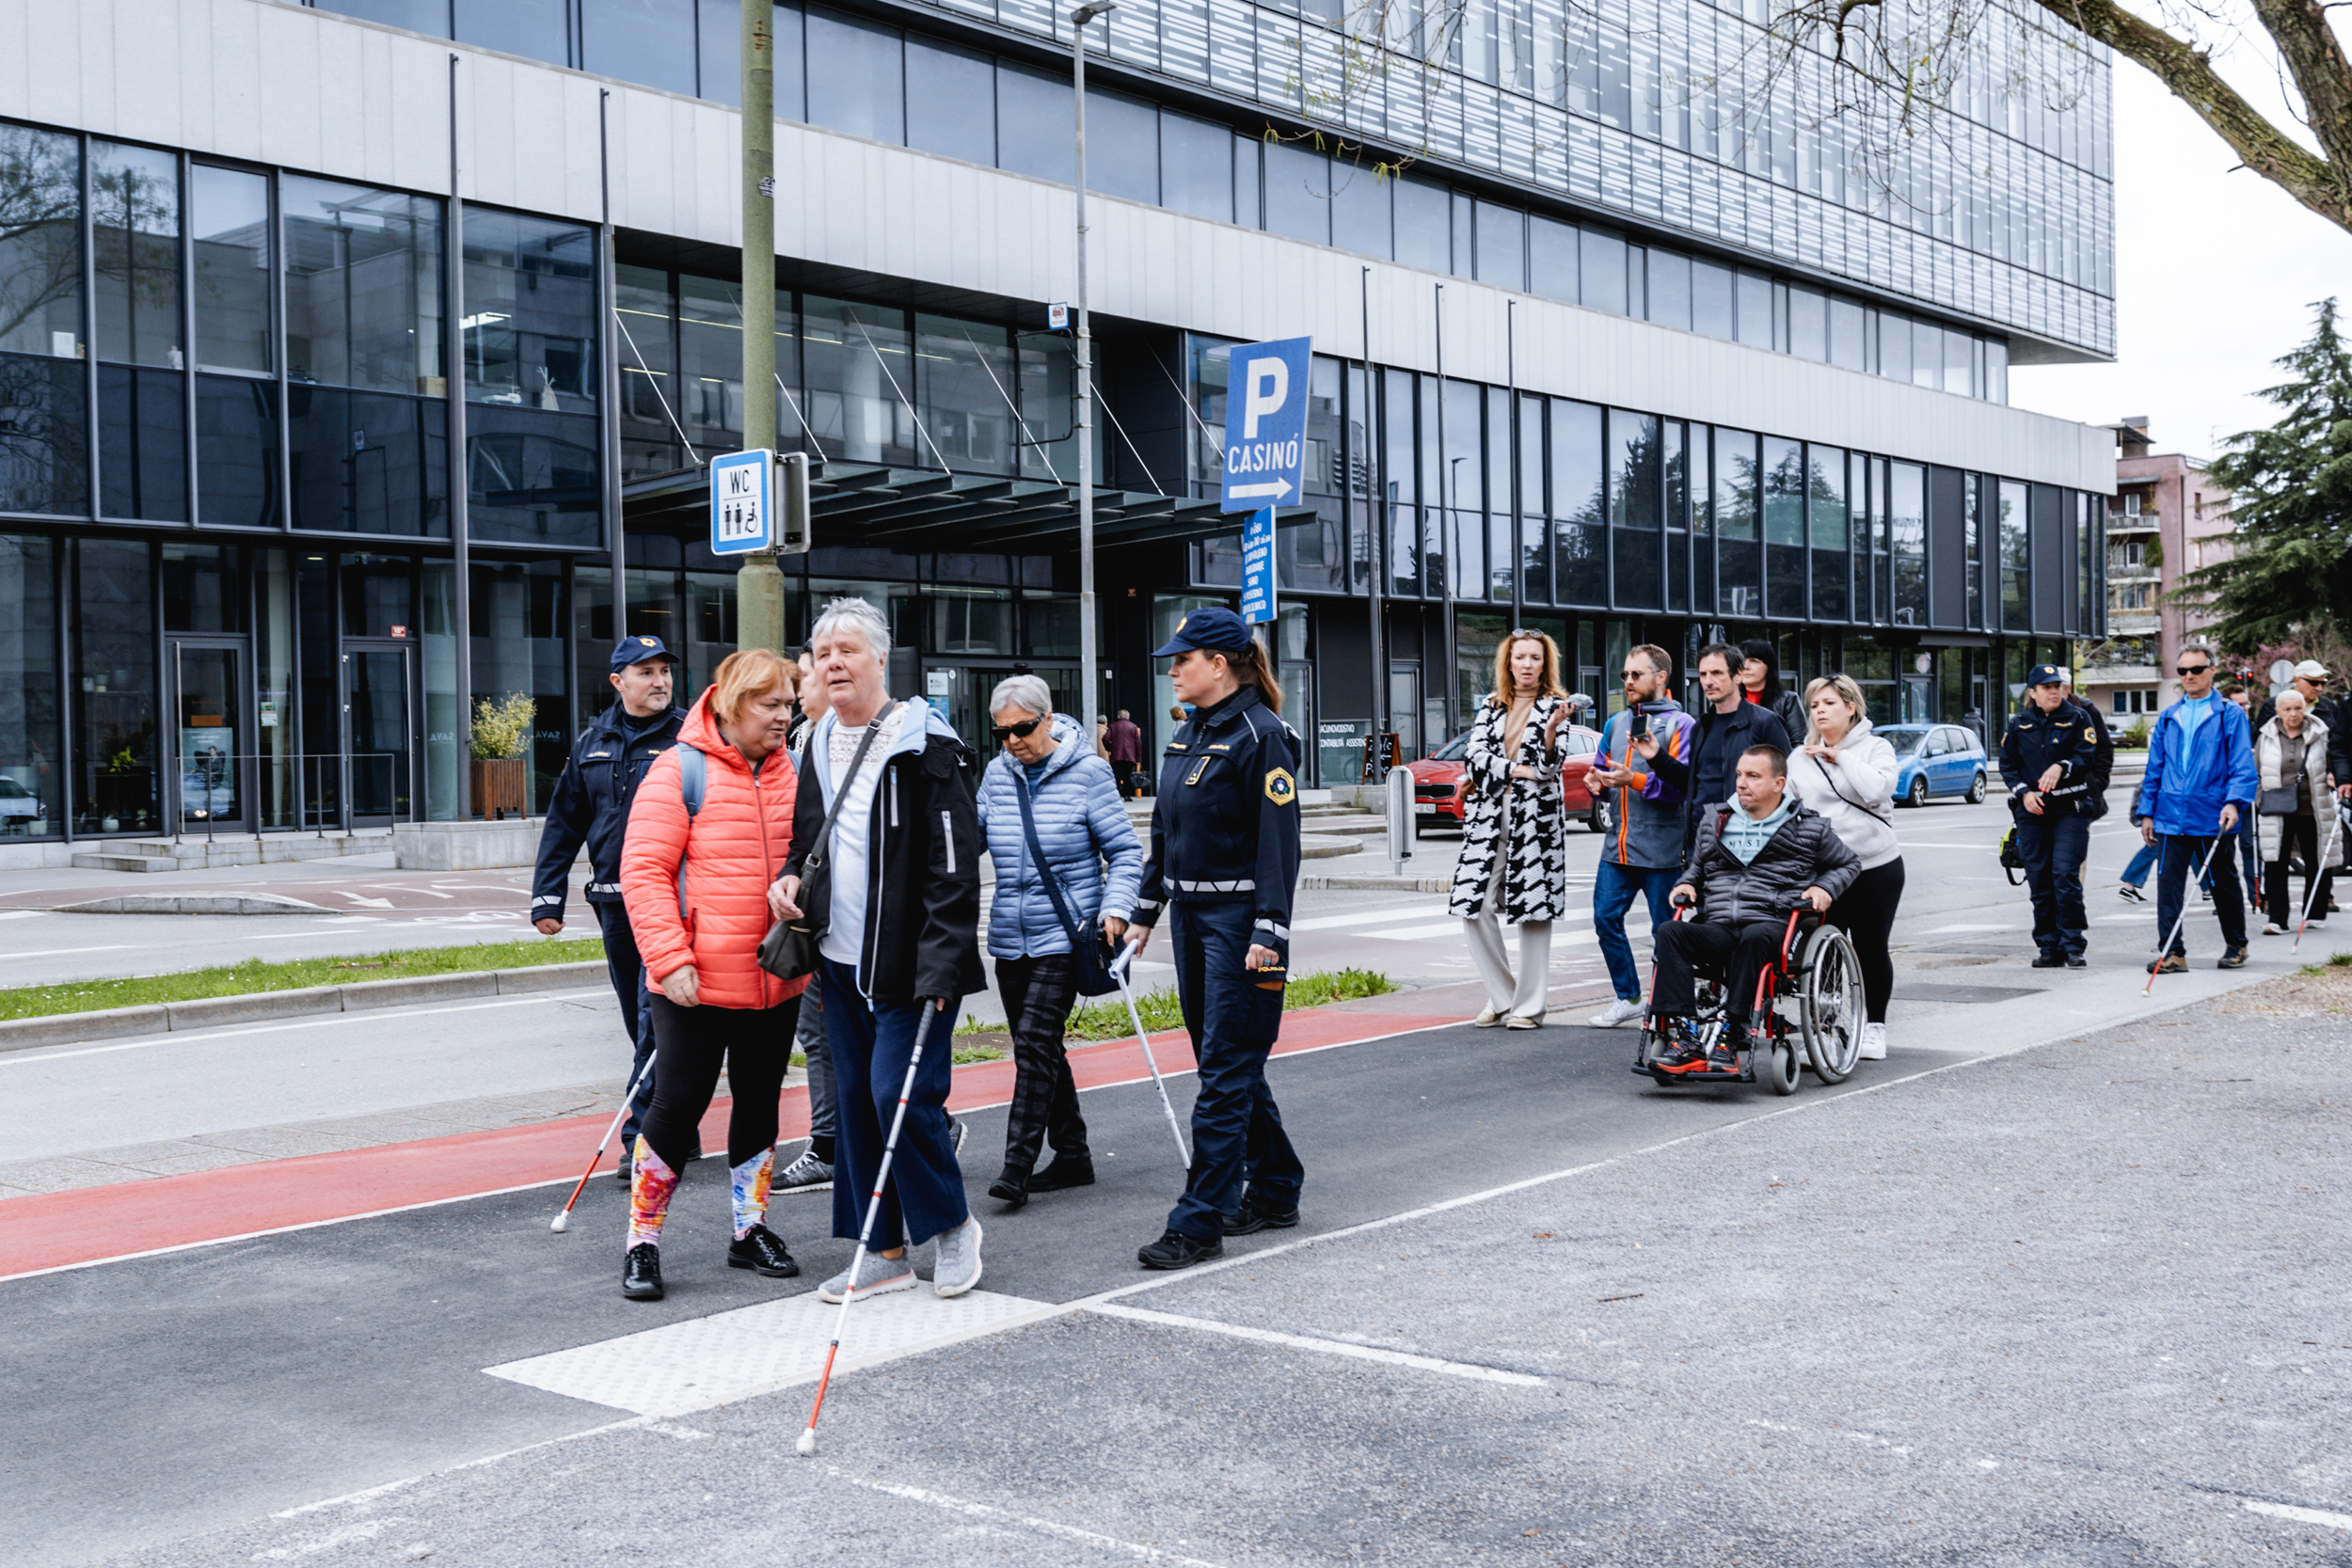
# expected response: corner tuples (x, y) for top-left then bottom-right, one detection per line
(1462, 796), (1552, 1017)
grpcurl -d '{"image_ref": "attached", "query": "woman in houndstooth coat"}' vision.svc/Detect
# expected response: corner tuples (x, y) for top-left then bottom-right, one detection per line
(1448, 631), (1571, 1026)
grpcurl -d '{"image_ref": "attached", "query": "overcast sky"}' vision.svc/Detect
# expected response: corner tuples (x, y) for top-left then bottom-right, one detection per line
(2009, 41), (2352, 463)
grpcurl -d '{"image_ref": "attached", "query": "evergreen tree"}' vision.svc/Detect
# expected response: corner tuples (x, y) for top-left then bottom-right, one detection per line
(2178, 299), (2352, 652)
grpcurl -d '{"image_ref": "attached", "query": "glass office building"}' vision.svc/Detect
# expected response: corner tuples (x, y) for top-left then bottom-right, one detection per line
(0, 0), (2110, 848)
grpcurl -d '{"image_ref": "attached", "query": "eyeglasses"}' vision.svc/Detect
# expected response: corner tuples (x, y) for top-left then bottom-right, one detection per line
(2176, 663), (2211, 676)
(992, 716), (1045, 743)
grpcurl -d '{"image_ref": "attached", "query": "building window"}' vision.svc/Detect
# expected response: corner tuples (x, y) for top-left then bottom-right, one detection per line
(1889, 461), (1926, 626)
(1609, 408), (1661, 610)
(1549, 398), (1605, 607)
(2116, 583), (2151, 610)
(72, 539), (159, 835)
(1963, 473), (1984, 629)
(1808, 444), (1849, 621)
(1998, 479), (2030, 631)
(0, 124), (90, 516)
(1762, 435), (1805, 619)
(1713, 426), (1759, 618)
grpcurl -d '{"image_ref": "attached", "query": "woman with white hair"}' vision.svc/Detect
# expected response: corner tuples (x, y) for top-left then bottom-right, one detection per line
(973, 673), (1143, 1207)
(2256, 689), (2339, 933)
(774, 597), (989, 1302)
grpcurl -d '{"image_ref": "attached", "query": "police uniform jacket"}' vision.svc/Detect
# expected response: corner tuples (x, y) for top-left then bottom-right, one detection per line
(1132, 686), (1301, 971)
(1998, 704), (2096, 818)
(531, 701), (685, 924)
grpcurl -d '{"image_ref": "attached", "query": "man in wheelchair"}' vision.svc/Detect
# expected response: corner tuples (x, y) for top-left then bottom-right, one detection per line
(1652, 744), (1860, 1073)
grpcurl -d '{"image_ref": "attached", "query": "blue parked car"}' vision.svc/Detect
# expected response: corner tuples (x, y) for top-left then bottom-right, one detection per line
(1880, 723), (1990, 807)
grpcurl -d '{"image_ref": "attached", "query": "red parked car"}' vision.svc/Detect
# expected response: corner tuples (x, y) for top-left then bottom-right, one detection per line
(1406, 724), (1604, 836)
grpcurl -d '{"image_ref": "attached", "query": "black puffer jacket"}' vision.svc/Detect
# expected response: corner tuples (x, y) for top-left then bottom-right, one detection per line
(1677, 801), (1861, 926)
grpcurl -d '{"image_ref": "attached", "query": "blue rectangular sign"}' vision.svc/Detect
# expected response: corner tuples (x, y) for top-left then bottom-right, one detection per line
(710, 449), (773, 555)
(1239, 507), (1277, 625)
(1218, 336), (1312, 514)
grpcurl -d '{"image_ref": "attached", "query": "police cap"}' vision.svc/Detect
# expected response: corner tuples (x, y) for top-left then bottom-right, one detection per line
(1152, 606), (1254, 657)
(612, 635), (680, 673)
(2026, 663), (2068, 689)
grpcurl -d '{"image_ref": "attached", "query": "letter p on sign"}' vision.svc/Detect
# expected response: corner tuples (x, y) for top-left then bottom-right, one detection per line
(1241, 356), (1289, 438)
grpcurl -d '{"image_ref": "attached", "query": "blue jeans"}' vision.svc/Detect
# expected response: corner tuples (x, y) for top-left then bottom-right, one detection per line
(1167, 900), (1304, 1242)
(2013, 812), (2089, 958)
(594, 900), (659, 1149)
(1593, 859), (1678, 1002)
(821, 959), (969, 1248)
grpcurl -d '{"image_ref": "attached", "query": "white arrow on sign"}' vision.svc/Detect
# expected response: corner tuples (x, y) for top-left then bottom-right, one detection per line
(1227, 479), (1293, 500)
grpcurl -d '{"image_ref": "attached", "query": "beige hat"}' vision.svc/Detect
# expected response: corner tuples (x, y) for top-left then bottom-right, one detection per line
(2293, 658), (2331, 680)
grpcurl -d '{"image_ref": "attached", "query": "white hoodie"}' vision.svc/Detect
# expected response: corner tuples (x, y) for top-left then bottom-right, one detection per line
(1785, 717), (1902, 871)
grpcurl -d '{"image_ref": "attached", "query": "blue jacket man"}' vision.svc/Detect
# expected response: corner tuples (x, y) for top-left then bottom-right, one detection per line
(2000, 665), (2104, 967)
(531, 635), (686, 1161)
(1584, 644), (1696, 1026)
(2133, 645), (2258, 971)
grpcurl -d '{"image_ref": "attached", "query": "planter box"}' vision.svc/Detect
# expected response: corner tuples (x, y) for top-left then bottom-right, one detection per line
(470, 757), (528, 820)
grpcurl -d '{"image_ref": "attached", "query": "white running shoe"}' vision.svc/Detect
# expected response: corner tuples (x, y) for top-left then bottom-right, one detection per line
(1858, 1022), (1887, 1060)
(817, 1250), (917, 1304)
(1473, 1007), (1504, 1028)
(2263, 923), (2286, 936)
(1588, 998), (1645, 1029)
(932, 1217), (984, 1298)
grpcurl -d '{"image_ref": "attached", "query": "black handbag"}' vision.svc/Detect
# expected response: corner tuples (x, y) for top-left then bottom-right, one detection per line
(1012, 769), (1120, 997)
(2259, 784), (2302, 816)
(757, 702), (898, 981)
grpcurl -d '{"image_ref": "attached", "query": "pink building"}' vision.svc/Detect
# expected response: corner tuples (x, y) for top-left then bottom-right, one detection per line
(2078, 418), (2236, 726)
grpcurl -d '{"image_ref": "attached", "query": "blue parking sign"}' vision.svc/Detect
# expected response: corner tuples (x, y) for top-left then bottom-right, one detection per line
(1218, 336), (1311, 513)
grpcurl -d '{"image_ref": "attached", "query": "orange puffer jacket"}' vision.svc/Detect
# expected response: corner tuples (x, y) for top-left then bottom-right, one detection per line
(620, 690), (807, 1010)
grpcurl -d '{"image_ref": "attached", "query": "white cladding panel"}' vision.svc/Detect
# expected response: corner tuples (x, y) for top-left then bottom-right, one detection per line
(1, 0), (2114, 491)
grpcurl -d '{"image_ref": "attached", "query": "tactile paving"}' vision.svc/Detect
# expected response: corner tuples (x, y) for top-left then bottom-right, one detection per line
(483, 1287), (1058, 1417)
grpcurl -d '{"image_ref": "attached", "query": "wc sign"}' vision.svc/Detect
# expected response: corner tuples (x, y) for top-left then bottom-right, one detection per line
(1218, 336), (1311, 513)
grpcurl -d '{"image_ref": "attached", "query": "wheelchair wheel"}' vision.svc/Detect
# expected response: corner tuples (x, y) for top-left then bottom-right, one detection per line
(1753, 1027), (1801, 1095)
(1800, 926), (1863, 1085)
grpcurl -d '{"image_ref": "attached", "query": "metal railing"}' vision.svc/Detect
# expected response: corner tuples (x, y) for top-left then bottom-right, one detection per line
(159, 750), (415, 842)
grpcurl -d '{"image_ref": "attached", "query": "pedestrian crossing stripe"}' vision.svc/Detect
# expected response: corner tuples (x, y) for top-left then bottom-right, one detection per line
(1265, 768), (1295, 805)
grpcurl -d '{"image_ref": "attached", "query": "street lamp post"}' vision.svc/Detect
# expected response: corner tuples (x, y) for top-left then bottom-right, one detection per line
(1072, 0), (1114, 745)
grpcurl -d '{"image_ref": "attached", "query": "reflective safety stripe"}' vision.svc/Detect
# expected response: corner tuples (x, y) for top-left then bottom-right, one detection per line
(1258, 920), (1290, 941)
(586, 881), (622, 895)
(1174, 878), (1255, 894)
(532, 893), (565, 906)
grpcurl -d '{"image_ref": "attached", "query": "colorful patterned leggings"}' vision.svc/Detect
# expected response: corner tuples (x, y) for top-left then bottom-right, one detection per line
(628, 991), (800, 1247)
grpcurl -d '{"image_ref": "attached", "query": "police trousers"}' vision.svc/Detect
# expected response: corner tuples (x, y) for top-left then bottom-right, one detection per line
(1166, 900), (1303, 1242)
(594, 900), (659, 1148)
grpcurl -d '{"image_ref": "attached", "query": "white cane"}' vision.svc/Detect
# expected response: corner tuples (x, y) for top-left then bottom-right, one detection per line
(2144, 829), (2228, 995)
(2293, 802), (2344, 953)
(1109, 942), (1192, 1169)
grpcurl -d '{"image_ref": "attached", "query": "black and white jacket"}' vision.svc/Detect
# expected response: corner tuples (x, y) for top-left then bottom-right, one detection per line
(1447, 694), (1569, 925)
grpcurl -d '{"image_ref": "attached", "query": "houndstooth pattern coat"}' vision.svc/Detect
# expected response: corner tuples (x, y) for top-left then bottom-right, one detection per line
(1447, 694), (1569, 924)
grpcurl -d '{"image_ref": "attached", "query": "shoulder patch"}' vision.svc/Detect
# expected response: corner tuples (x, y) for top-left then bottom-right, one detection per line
(1264, 768), (1295, 806)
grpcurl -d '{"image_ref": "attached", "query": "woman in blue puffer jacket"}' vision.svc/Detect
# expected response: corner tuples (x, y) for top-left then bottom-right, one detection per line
(974, 675), (1144, 1209)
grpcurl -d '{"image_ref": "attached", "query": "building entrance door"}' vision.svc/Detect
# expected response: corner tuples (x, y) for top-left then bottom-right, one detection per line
(168, 639), (249, 834)
(926, 663), (1079, 761)
(342, 640), (417, 825)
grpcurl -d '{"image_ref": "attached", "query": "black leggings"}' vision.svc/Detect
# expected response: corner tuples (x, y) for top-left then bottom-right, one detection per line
(640, 992), (800, 1174)
(1827, 857), (1905, 1024)
(2265, 815), (2338, 927)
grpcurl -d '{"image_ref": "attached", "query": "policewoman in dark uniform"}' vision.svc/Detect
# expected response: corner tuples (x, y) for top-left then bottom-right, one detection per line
(532, 635), (688, 1171)
(1124, 608), (1304, 1270)
(1998, 661), (2103, 968)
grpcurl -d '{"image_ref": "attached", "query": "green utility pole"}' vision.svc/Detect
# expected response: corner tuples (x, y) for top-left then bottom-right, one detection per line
(736, 0), (788, 657)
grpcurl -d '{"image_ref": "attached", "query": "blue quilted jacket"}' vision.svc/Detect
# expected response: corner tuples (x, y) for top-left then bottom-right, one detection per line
(976, 714), (1145, 960)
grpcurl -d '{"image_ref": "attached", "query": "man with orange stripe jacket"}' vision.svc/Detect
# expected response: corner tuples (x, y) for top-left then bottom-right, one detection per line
(1583, 643), (1696, 1029)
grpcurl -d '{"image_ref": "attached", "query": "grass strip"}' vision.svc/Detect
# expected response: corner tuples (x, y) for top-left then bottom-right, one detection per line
(0, 937), (608, 1022)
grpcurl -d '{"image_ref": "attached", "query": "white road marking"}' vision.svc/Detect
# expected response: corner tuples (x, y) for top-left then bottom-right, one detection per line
(1087, 1302), (1547, 1386)
(825, 1470), (1230, 1567)
(1361, 920), (1472, 941)
(0, 909), (43, 920)
(0, 945), (134, 961)
(1290, 905), (1448, 932)
(2242, 1499), (2352, 1530)
(334, 893), (395, 908)
(1919, 924), (2014, 934)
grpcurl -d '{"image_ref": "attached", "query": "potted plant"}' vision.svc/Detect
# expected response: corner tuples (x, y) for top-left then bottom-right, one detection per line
(469, 692), (535, 820)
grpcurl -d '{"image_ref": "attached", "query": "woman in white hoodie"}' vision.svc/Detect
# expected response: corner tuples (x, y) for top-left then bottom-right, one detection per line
(1785, 674), (1902, 1060)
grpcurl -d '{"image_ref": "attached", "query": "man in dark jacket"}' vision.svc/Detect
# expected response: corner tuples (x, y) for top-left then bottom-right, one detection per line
(777, 597), (988, 1304)
(532, 635), (685, 1164)
(1651, 641), (1792, 863)
(1649, 744), (1860, 1070)
(2002, 664), (2101, 969)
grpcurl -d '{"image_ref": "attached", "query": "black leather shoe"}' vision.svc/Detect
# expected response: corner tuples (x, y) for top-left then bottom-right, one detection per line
(2031, 952), (2066, 969)
(1137, 1228), (1223, 1270)
(622, 1243), (664, 1301)
(1029, 1157), (1096, 1193)
(988, 1165), (1031, 1207)
(725, 1224), (799, 1278)
(1221, 1195), (1301, 1236)
(2065, 954), (2088, 969)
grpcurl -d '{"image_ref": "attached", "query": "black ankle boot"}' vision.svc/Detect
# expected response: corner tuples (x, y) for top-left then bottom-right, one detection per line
(1029, 1156), (1095, 1193)
(621, 1243), (663, 1301)
(988, 1165), (1032, 1207)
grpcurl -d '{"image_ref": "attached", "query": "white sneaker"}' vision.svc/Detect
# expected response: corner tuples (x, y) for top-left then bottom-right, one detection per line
(817, 1249), (917, 1304)
(2263, 923), (2286, 936)
(1858, 1022), (1886, 1060)
(1472, 1007), (1504, 1028)
(932, 1217), (983, 1298)
(1588, 998), (1645, 1029)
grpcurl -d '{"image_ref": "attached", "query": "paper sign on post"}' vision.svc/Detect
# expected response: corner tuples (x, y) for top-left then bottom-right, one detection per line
(1240, 507), (1277, 625)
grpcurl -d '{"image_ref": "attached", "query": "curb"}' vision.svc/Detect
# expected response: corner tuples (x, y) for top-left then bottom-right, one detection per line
(0, 960), (609, 1053)
(49, 894), (334, 915)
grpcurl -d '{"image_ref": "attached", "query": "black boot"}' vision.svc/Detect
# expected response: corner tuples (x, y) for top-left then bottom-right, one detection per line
(988, 1164), (1032, 1207)
(1137, 1228), (1223, 1270)
(1029, 1156), (1096, 1192)
(725, 1224), (800, 1278)
(622, 1243), (664, 1301)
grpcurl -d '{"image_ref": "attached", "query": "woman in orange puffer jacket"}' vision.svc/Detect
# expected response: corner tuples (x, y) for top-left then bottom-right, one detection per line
(615, 648), (807, 1303)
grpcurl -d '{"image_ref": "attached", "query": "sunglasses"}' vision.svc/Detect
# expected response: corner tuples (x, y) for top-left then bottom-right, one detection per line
(992, 716), (1045, 743)
(2176, 663), (2211, 676)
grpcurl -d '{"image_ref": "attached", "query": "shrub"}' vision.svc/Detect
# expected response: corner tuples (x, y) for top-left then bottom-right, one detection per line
(471, 692), (535, 760)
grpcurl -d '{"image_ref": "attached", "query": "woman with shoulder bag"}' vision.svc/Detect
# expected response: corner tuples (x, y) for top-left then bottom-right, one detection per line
(2256, 691), (2337, 934)
(614, 649), (808, 1302)
(1785, 674), (1902, 1061)
(1449, 630), (1573, 1027)
(974, 675), (1144, 1208)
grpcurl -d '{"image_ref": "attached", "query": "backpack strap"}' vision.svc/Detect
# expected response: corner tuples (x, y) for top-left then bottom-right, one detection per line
(673, 743), (707, 924)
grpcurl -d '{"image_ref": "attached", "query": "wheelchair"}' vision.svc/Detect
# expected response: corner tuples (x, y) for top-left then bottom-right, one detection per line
(1629, 901), (1864, 1095)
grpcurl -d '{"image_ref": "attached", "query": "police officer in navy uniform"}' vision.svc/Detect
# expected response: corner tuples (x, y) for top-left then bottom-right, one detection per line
(1124, 608), (1304, 1270)
(1999, 662), (2103, 969)
(532, 635), (688, 1175)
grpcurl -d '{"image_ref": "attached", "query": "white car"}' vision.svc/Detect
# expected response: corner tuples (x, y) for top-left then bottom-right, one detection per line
(0, 776), (46, 830)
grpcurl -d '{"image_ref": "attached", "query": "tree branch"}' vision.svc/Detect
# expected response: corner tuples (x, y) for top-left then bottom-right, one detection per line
(2249, 0), (2352, 173)
(2042, 0), (2352, 232)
